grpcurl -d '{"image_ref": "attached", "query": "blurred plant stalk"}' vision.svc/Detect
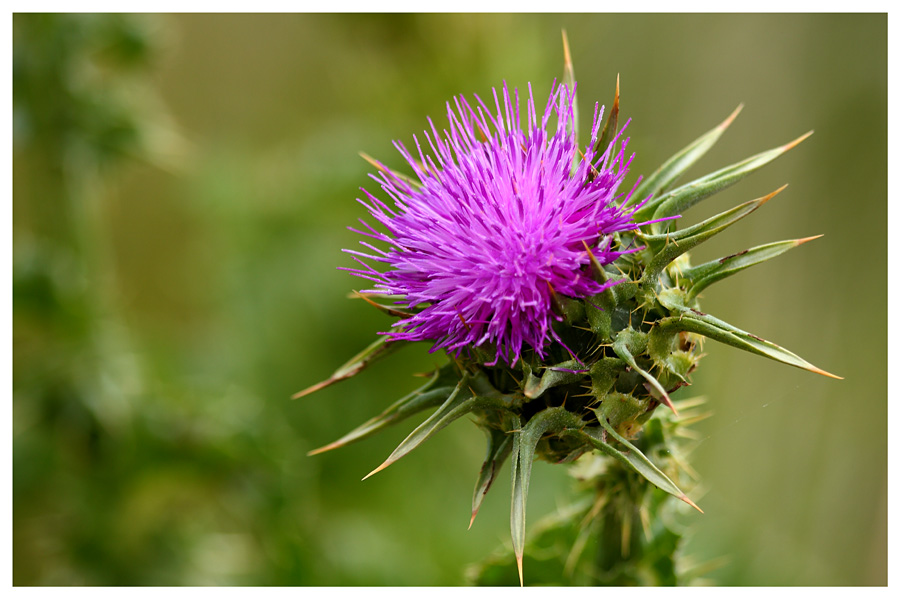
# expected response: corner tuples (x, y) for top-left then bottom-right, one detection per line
(13, 14), (182, 583)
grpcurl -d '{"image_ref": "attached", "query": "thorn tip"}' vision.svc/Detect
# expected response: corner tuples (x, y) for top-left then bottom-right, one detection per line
(362, 460), (392, 481)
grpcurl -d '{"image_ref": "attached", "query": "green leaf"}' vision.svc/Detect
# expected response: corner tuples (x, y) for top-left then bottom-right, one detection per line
(307, 367), (457, 456)
(655, 312), (842, 379)
(292, 333), (407, 399)
(470, 425), (514, 529)
(631, 104), (742, 210)
(524, 359), (586, 399)
(576, 423), (701, 513)
(363, 377), (474, 479)
(640, 186), (785, 291)
(363, 370), (520, 479)
(683, 236), (822, 301)
(561, 29), (578, 146)
(612, 328), (676, 413)
(510, 407), (584, 585)
(594, 75), (620, 170)
(359, 151), (421, 189)
(634, 131), (811, 225)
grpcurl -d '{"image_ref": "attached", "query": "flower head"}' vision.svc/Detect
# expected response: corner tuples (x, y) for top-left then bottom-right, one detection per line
(344, 82), (647, 365)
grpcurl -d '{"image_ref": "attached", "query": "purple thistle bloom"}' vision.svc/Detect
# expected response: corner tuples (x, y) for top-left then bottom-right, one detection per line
(344, 82), (651, 366)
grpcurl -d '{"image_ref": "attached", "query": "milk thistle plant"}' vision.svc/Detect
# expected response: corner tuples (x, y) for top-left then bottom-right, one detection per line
(299, 36), (839, 585)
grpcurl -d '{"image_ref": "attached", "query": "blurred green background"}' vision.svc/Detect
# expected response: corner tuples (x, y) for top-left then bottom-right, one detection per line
(12, 13), (886, 586)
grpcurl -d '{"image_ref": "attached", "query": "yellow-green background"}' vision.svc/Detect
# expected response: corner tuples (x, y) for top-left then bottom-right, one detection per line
(13, 13), (886, 585)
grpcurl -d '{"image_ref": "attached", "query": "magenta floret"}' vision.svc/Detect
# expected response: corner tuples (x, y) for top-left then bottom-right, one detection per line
(343, 82), (649, 365)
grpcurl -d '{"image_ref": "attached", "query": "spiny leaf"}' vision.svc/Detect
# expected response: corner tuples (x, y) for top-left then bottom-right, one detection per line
(682, 235), (822, 301)
(359, 151), (421, 189)
(524, 359), (586, 399)
(595, 74), (620, 168)
(470, 425), (514, 529)
(352, 290), (414, 318)
(576, 423), (702, 513)
(631, 104), (743, 210)
(561, 29), (578, 146)
(655, 311), (842, 379)
(510, 407), (584, 586)
(363, 378), (474, 480)
(363, 371), (520, 479)
(634, 131), (811, 226)
(307, 368), (457, 456)
(640, 186), (786, 291)
(292, 333), (406, 399)
(612, 329), (677, 414)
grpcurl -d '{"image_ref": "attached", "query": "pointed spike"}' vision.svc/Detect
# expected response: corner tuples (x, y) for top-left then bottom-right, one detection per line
(680, 494), (704, 513)
(656, 388), (679, 416)
(718, 103), (744, 131)
(759, 183), (789, 205)
(353, 290), (414, 318)
(307, 441), (342, 457)
(359, 151), (383, 171)
(595, 75), (620, 159)
(516, 554), (524, 587)
(614, 73), (620, 113)
(362, 460), (392, 481)
(291, 379), (331, 399)
(561, 29), (573, 77)
(795, 234), (824, 245)
(808, 365), (844, 380)
(359, 151), (421, 188)
(782, 130), (814, 151)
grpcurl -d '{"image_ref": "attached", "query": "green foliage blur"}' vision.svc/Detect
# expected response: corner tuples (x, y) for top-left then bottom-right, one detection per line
(13, 14), (886, 585)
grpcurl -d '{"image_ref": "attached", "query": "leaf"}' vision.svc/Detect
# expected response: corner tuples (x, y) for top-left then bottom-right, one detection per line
(510, 407), (584, 586)
(576, 423), (701, 513)
(633, 131), (811, 225)
(561, 29), (578, 146)
(292, 333), (407, 399)
(524, 359), (587, 399)
(307, 367), (457, 456)
(612, 329), (677, 413)
(682, 236), (822, 301)
(359, 151), (422, 189)
(640, 186), (785, 291)
(594, 74), (620, 168)
(363, 370), (520, 479)
(632, 104), (742, 210)
(655, 312), (842, 379)
(470, 425), (514, 529)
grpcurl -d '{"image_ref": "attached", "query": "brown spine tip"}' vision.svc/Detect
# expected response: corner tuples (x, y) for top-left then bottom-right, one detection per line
(681, 495), (704, 514)
(809, 366), (844, 380)
(353, 290), (414, 318)
(516, 553), (524, 587)
(658, 390), (679, 417)
(291, 379), (332, 400)
(782, 130), (814, 151)
(758, 184), (790, 206)
(307, 442), (342, 457)
(359, 151), (385, 172)
(361, 460), (392, 481)
(794, 234), (824, 246)
(561, 29), (572, 69)
(718, 103), (744, 131)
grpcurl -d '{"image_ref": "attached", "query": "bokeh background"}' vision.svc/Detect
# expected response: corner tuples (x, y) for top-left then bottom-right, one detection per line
(12, 13), (886, 585)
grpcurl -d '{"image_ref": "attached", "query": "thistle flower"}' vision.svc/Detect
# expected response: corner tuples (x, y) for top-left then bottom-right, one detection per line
(344, 82), (647, 366)
(300, 37), (840, 586)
